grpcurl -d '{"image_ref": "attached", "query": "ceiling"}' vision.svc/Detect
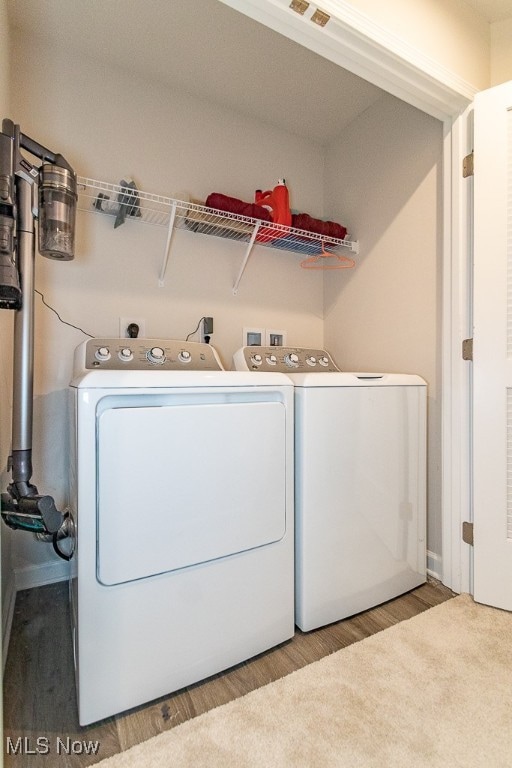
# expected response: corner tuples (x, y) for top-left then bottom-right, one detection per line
(4, 0), (388, 146)
(6, 0), (511, 145)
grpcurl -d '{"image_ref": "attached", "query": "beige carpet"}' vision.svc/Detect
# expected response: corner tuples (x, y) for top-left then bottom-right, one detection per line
(94, 595), (512, 767)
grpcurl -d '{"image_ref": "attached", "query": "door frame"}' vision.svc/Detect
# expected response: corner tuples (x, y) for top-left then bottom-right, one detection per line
(220, 0), (477, 593)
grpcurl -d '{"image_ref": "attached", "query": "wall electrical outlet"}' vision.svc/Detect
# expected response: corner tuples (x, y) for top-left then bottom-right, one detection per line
(200, 316), (214, 343)
(119, 317), (146, 338)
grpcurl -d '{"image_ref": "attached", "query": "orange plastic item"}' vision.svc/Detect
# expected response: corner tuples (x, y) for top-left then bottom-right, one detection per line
(300, 243), (355, 270)
(254, 179), (292, 228)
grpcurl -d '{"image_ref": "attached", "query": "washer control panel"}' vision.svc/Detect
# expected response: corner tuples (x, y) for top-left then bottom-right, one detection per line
(80, 338), (224, 371)
(233, 346), (340, 373)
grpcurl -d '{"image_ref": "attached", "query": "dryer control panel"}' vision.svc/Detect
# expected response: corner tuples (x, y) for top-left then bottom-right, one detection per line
(233, 346), (340, 373)
(76, 338), (224, 372)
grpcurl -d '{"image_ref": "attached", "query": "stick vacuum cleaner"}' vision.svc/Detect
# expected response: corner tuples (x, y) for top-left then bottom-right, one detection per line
(0, 119), (76, 558)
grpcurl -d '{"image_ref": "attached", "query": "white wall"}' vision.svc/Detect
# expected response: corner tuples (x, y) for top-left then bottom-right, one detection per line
(345, 0), (491, 90)
(324, 95), (443, 557)
(9, 31), (326, 580)
(491, 18), (512, 86)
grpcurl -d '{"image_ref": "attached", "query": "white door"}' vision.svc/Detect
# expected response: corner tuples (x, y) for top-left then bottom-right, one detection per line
(473, 80), (512, 610)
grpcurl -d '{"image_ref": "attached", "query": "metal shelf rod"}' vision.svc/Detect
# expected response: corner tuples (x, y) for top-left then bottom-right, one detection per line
(158, 201), (178, 287)
(232, 221), (261, 295)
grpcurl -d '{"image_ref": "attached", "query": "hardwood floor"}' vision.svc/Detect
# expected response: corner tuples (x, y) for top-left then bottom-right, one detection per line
(4, 579), (454, 767)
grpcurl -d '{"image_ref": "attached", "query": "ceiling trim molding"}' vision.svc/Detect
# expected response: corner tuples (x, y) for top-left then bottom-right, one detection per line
(219, 0), (478, 121)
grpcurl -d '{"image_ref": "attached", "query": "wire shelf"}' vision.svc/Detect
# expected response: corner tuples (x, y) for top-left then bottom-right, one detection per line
(77, 177), (358, 291)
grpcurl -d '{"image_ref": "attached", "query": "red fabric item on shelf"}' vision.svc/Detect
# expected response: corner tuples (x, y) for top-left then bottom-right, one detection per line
(292, 213), (347, 240)
(205, 193), (272, 222)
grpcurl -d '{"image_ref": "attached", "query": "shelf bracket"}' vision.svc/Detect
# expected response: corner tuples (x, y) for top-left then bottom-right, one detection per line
(158, 201), (178, 287)
(232, 221), (261, 295)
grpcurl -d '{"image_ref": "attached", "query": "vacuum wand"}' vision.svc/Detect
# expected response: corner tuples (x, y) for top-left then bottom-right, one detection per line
(0, 119), (77, 546)
(1, 176), (62, 534)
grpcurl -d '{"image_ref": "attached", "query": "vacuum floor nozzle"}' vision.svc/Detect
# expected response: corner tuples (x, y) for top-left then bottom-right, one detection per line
(1, 491), (64, 534)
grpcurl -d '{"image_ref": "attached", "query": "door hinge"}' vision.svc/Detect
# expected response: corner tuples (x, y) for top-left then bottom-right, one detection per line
(311, 8), (330, 26)
(462, 338), (473, 361)
(289, 0), (309, 14)
(463, 151), (474, 178)
(462, 521), (474, 546)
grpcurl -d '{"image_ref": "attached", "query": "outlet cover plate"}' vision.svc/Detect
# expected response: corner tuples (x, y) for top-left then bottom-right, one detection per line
(119, 317), (146, 338)
(266, 329), (287, 346)
(243, 327), (265, 346)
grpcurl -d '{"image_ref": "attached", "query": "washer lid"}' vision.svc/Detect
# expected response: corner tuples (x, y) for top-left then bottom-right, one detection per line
(291, 372), (427, 387)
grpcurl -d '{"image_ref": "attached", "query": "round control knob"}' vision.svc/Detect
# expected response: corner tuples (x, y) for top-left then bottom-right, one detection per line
(119, 347), (133, 362)
(250, 354), (263, 366)
(284, 353), (299, 368)
(178, 350), (192, 364)
(266, 354), (277, 366)
(306, 356), (317, 367)
(95, 346), (111, 362)
(319, 356), (330, 367)
(147, 346), (166, 364)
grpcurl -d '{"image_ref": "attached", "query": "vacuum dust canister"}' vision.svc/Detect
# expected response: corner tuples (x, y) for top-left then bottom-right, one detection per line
(38, 163), (77, 260)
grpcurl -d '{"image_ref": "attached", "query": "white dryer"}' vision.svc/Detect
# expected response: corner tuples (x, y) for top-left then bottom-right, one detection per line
(69, 338), (294, 725)
(233, 346), (427, 632)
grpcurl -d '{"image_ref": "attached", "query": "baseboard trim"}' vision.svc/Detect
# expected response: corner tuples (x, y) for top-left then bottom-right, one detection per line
(14, 559), (72, 592)
(13, 554), (444, 594)
(427, 550), (443, 583)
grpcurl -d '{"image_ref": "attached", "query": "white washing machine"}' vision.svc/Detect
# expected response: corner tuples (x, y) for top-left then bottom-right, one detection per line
(69, 338), (294, 725)
(233, 346), (427, 632)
